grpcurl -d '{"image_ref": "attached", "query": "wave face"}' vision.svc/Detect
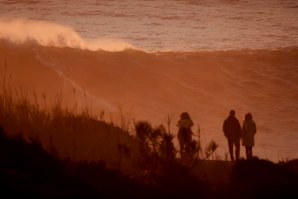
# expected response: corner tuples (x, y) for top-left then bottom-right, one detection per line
(1, 40), (298, 161)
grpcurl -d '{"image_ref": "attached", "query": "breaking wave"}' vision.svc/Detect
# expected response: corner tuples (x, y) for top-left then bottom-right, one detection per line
(0, 17), (135, 52)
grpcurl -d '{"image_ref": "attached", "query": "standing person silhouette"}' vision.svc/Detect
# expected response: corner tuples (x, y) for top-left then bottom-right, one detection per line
(223, 110), (242, 161)
(241, 113), (257, 160)
(177, 112), (193, 164)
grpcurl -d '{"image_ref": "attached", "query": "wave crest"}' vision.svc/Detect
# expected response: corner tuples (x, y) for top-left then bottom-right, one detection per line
(0, 18), (135, 51)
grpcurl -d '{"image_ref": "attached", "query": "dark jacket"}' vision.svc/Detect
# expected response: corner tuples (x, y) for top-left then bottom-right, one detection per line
(242, 119), (257, 147)
(223, 116), (242, 141)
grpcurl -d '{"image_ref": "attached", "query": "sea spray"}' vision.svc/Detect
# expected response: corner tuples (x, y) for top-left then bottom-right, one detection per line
(0, 18), (135, 51)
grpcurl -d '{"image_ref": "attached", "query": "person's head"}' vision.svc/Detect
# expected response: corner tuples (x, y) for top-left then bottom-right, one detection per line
(180, 112), (190, 120)
(229, 110), (235, 117)
(245, 113), (253, 121)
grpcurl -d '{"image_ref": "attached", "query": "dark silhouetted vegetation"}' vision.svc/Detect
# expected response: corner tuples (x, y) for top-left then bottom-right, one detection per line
(1, 123), (298, 199)
(0, 77), (297, 199)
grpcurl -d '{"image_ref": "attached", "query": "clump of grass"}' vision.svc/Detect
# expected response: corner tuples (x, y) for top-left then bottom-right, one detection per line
(135, 121), (176, 167)
(133, 120), (218, 176)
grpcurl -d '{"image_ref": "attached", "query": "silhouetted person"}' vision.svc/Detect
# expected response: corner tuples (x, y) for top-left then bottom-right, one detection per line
(241, 113), (257, 160)
(177, 112), (193, 163)
(223, 110), (242, 161)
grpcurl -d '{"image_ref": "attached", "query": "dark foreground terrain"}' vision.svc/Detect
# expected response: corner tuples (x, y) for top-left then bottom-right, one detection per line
(0, 125), (297, 199)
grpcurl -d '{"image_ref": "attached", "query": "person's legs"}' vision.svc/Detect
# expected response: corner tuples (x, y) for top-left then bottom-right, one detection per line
(178, 136), (185, 161)
(245, 147), (253, 159)
(245, 146), (249, 159)
(235, 139), (240, 161)
(228, 139), (234, 161)
(247, 147), (253, 159)
(184, 131), (193, 165)
(250, 147), (253, 158)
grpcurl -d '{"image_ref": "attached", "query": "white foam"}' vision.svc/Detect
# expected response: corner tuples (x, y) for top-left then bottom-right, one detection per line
(0, 17), (135, 52)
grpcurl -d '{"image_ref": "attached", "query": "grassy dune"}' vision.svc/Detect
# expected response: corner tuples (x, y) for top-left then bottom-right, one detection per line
(0, 79), (139, 169)
(1, 122), (298, 199)
(0, 82), (298, 198)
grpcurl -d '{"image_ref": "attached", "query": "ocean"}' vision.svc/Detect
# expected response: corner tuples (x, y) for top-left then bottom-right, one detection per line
(1, 0), (298, 51)
(0, 0), (298, 162)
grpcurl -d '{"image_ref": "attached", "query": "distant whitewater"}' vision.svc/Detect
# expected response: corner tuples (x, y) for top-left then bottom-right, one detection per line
(0, 18), (135, 52)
